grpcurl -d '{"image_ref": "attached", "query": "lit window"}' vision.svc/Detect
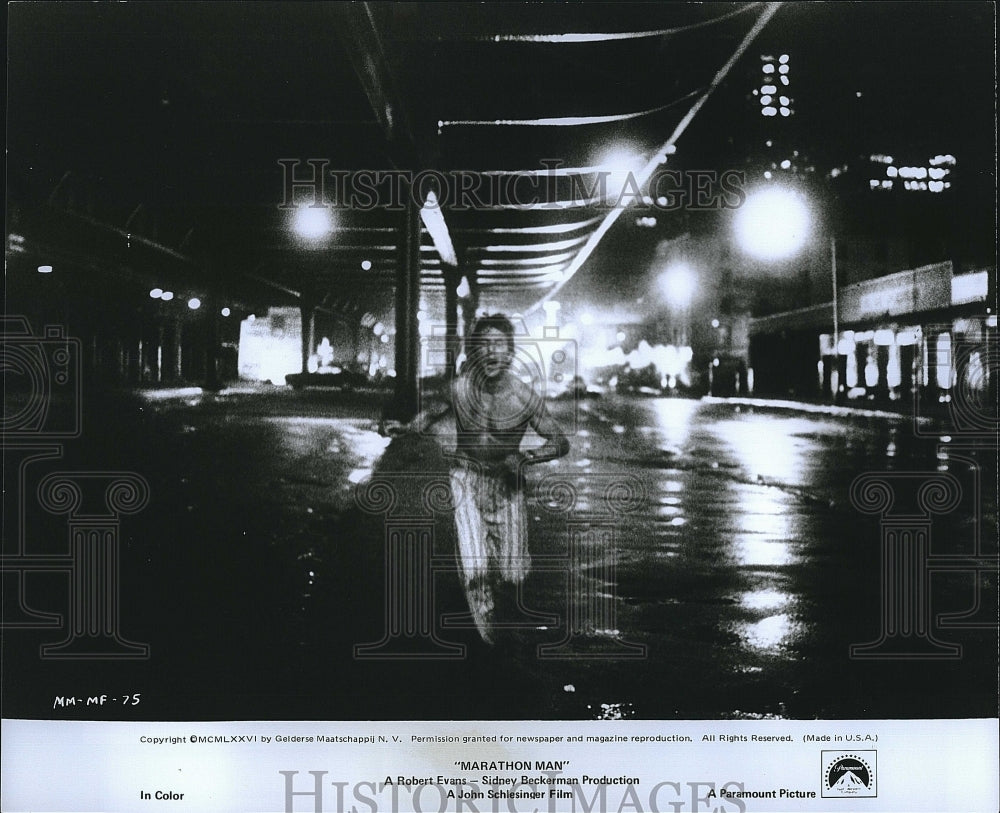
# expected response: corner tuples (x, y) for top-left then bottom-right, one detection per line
(935, 333), (951, 389)
(887, 344), (901, 388)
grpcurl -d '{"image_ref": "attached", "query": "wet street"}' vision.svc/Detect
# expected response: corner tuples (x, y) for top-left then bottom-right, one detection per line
(5, 388), (996, 721)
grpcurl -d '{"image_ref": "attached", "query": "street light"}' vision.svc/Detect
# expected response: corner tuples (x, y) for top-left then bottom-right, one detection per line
(659, 262), (696, 349)
(292, 206), (334, 241)
(735, 187), (842, 398)
(659, 262), (696, 309)
(733, 186), (811, 261)
(594, 145), (644, 203)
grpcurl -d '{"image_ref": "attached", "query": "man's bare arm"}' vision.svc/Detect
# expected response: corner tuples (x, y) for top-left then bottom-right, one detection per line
(524, 399), (570, 464)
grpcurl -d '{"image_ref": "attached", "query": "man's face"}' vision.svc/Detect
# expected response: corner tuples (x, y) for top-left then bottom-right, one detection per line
(476, 327), (513, 378)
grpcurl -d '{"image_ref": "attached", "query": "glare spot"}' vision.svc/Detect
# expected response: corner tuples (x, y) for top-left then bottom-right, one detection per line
(293, 206), (334, 240)
(740, 589), (792, 611)
(733, 538), (795, 567)
(734, 187), (811, 261)
(738, 613), (795, 650)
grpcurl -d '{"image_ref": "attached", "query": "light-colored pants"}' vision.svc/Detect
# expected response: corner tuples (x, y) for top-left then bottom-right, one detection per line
(450, 461), (529, 641)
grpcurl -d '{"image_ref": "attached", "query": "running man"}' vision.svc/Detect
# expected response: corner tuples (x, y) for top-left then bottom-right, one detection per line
(386, 314), (570, 643)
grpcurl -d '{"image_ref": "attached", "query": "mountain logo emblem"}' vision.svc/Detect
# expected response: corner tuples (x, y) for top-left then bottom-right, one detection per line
(822, 751), (876, 798)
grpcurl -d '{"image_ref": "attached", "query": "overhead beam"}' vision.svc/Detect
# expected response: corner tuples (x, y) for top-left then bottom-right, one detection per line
(525, 1), (783, 315)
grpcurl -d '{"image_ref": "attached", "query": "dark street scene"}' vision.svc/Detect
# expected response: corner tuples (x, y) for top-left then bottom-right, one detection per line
(4, 1), (997, 726)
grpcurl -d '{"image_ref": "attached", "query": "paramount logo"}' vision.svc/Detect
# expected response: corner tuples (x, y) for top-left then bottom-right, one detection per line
(822, 751), (877, 798)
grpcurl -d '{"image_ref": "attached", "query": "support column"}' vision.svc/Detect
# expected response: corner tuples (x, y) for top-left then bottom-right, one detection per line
(876, 343), (890, 400)
(300, 295), (316, 375)
(391, 190), (420, 420)
(443, 265), (460, 379)
(173, 320), (184, 382)
(203, 295), (222, 391)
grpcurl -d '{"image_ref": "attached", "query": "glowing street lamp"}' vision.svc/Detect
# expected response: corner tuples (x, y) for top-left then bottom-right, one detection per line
(735, 187), (843, 398)
(733, 186), (811, 261)
(292, 206), (334, 241)
(659, 262), (696, 309)
(595, 146), (644, 203)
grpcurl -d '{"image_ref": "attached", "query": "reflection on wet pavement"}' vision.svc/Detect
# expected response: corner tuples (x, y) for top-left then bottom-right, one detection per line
(4, 388), (993, 722)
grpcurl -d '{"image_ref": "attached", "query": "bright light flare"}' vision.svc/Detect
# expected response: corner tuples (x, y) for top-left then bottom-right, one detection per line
(734, 187), (811, 260)
(659, 263), (696, 308)
(594, 147), (644, 201)
(292, 206), (334, 240)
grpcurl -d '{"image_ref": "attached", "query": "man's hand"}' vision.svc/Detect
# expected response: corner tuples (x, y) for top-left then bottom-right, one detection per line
(378, 418), (408, 438)
(503, 452), (530, 472)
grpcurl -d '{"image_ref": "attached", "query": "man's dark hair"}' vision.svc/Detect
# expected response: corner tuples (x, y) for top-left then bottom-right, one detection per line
(468, 313), (516, 353)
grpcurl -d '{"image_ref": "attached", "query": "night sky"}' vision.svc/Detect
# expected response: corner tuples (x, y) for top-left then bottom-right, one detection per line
(7, 2), (996, 319)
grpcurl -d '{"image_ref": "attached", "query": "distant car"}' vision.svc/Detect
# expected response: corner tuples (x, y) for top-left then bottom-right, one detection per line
(552, 374), (601, 400)
(285, 369), (372, 390)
